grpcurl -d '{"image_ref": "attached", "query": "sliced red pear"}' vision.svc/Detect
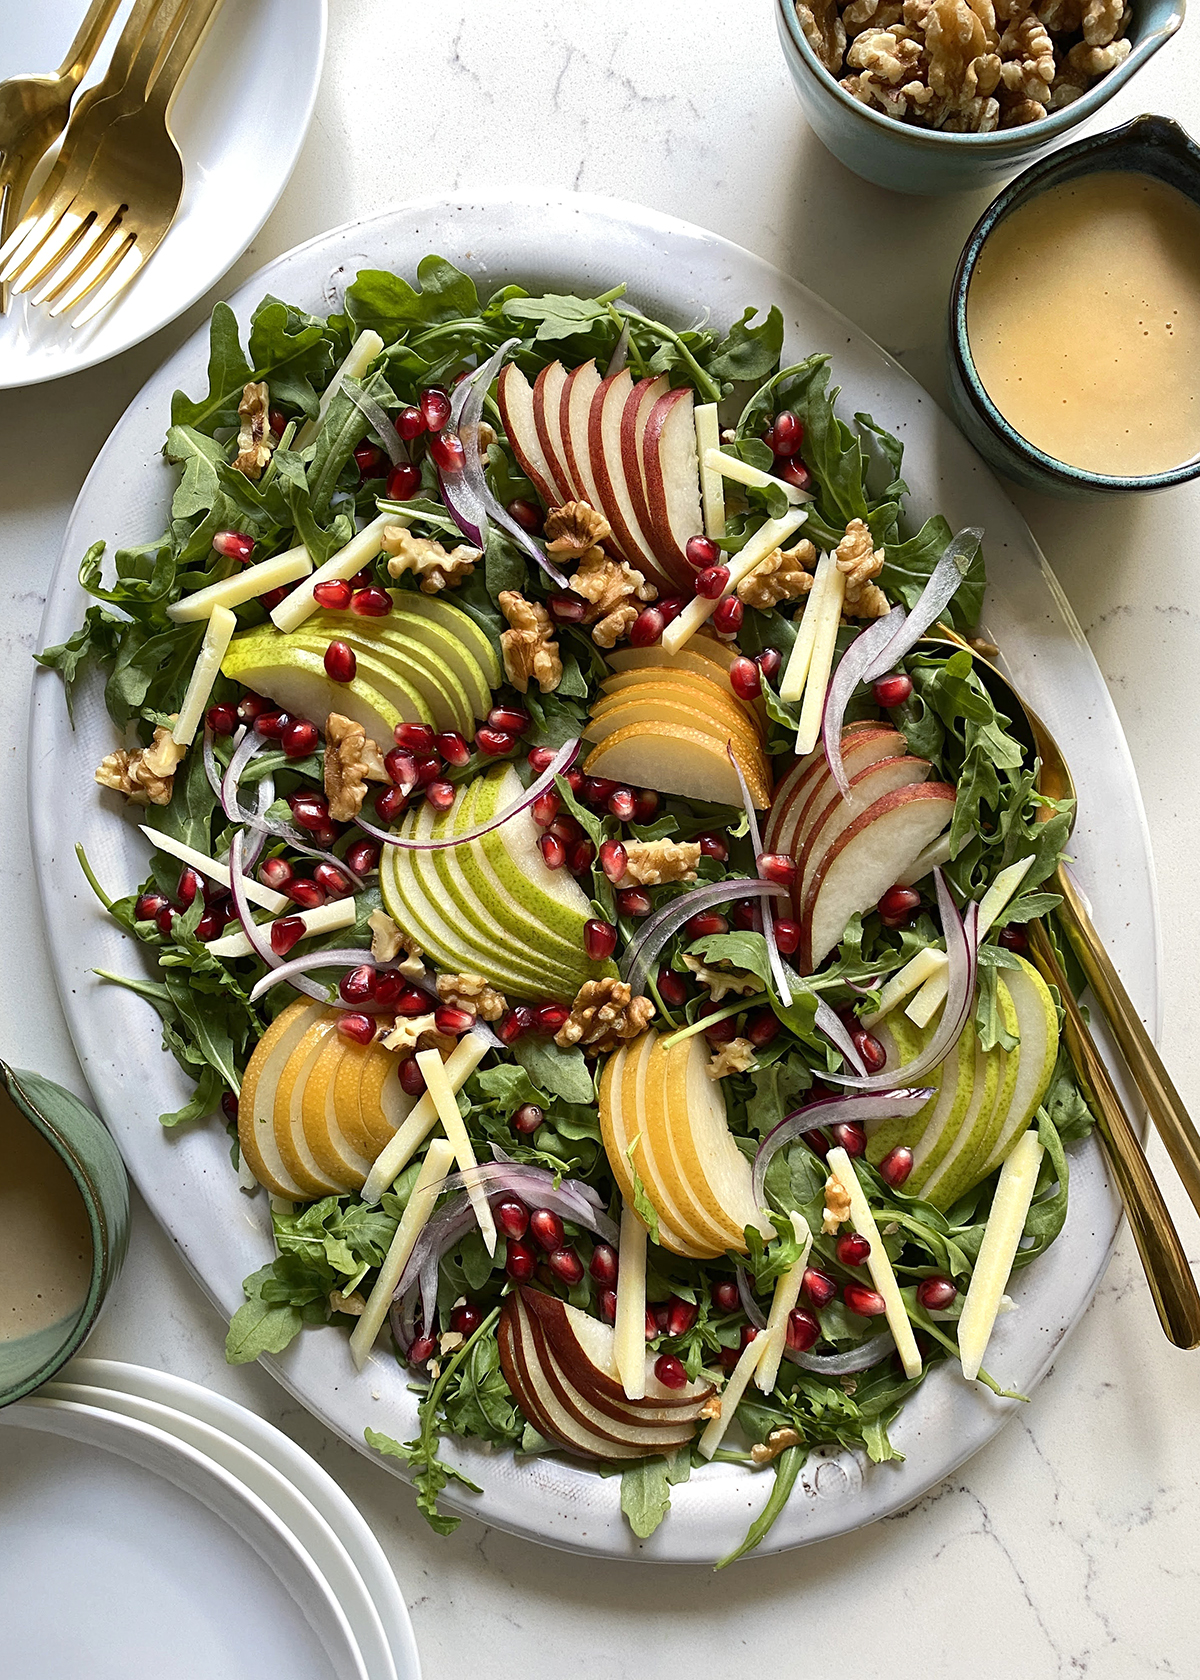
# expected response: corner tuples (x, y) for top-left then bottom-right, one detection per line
(766, 727), (907, 860)
(796, 754), (932, 911)
(641, 386), (703, 586)
(588, 369), (674, 589)
(533, 362), (578, 501)
(559, 362), (610, 531)
(497, 363), (565, 507)
(620, 373), (671, 575)
(522, 1290), (711, 1412)
(799, 783), (956, 971)
(524, 1309), (703, 1448)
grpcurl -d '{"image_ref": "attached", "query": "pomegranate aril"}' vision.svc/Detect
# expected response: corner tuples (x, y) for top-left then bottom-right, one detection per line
(718, 1344), (741, 1372)
(196, 910), (223, 940)
(873, 672), (913, 708)
(758, 852), (797, 889)
(340, 964), (377, 1005)
(746, 1007), (780, 1048)
(398, 1057), (427, 1095)
(259, 586), (291, 612)
(372, 973), (408, 1010)
(220, 1091), (238, 1123)
(282, 718), (319, 758)
(433, 1004), (474, 1036)
(236, 693), (270, 724)
(408, 1336), (436, 1366)
(475, 726), (516, 757)
(916, 1276), (958, 1311)
(374, 786), (408, 824)
(694, 565), (729, 600)
(394, 986), (430, 1017)
(589, 1242), (618, 1286)
(729, 656), (762, 700)
(270, 916), (306, 957)
(698, 832), (728, 863)
(385, 461), (421, 501)
(323, 640), (357, 682)
(851, 1028), (887, 1075)
(154, 905), (176, 936)
(774, 918), (801, 955)
(288, 791), (329, 831)
(395, 406), (425, 442)
(344, 838), (380, 876)
(547, 814), (582, 844)
(429, 431), (464, 472)
(658, 596), (684, 624)
(419, 386), (451, 432)
(205, 703), (237, 735)
(338, 1012), (375, 1045)
(802, 1267), (838, 1309)
(527, 746), (557, 773)
(844, 1283), (887, 1318)
(633, 789), (659, 821)
(758, 647), (782, 683)
(599, 839), (627, 883)
(434, 730), (470, 767)
(616, 888), (652, 918)
(135, 891), (169, 922)
(450, 1303), (484, 1337)
(547, 592), (587, 624)
(645, 1310), (660, 1341)
(487, 704), (529, 734)
(712, 595), (744, 636)
(425, 779), (456, 812)
(258, 856), (294, 891)
(656, 967), (688, 1008)
(212, 529), (255, 563)
(497, 1005), (533, 1044)
(348, 570), (374, 591)
(831, 1119), (867, 1157)
(998, 925), (1028, 952)
(285, 874), (325, 906)
(506, 497), (544, 534)
(254, 710), (289, 741)
(568, 838), (596, 874)
(704, 1014), (738, 1045)
(395, 722), (435, 754)
(548, 1246), (584, 1285)
(268, 408), (288, 438)
(313, 861), (353, 899)
(711, 1280), (740, 1313)
(878, 884), (921, 927)
(533, 1002), (569, 1036)
(740, 1324), (760, 1350)
(880, 1145), (914, 1188)
(777, 456), (812, 492)
(836, 1231), (871, 1266)
(654, 1354), (687, 1390)
(607, 787), (635, 821)
(350, 587), (391, 617)
(685, 534), (719, 569)
(512, 1102), (544, 1135)
(629, 606), (665, 647)
(176, 867), (202, 908)
(807, 1129), (831, 1159)
(599, 1287), (618, 1324)
(529, 1208), (565, 1252)
(353, 441), (385, 478)
(539, 834), (566, 870)
(496, 1198), (529, 1241)
(505, 1240), (536, 1283)
(770, 410), (803, 456)
(786, 1307), (821, 1352)
(685, 911), (728, 939)
(667, 1296), (698, 1337)
(530, 790), (559, 829)
(734, 900), (763, 932)
(413, 754), (442, 787)
(584, 918), (618, 961)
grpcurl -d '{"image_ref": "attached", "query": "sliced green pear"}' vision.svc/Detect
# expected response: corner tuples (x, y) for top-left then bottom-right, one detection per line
(908, 1025), (999, 1202)
(311, 617), (474, 734)
(300, 1026), (374, 1189)
(222, 638), (403, 740)
(866, 1013), (927, 1159)
(867, 1019), (975, 1178)
(920, 981), (1021, 1209)
(905, 1020), (981, 1191)
(968, 956), (1058, 1184)
(383, 589), (502, 691)
(388, 608), (493, 719)
(236, 627), (445, 732)
(380, 804), (486, 977)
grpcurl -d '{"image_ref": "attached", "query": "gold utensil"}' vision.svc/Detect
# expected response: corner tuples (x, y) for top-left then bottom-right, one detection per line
(3, 0), (225, 326)
(0, 0), (124, 313)
(920, 630), (1200, 1345)
(1028, 921), (1200, 1347)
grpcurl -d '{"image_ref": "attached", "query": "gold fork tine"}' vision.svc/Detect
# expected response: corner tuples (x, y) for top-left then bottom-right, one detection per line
(11, 205), (100, 295)
(0, 0), (184, 283)
(30, 211), (116, 306)
(48, 222), (134, 316)
(68, 237), (144, 326)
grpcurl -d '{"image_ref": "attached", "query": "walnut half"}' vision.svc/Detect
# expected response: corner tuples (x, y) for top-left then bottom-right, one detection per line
(555, 979), (654, 1056)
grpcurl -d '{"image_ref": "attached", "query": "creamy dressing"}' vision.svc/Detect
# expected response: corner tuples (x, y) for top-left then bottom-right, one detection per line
(967, 172), (1200, 477)
(0, 1089), (92, 1341)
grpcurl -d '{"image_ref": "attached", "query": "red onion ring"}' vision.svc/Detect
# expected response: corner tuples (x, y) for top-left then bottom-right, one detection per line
(735, 1269), (895, 1375)
(823, 870), (977, 1090)
(437, 464), (485, 549)
(750, 1087), (934, 1209)
(355, 737), (579, 850)
(812, 998), (868, 1076)
(821, 607), (906, 801)
(605, 320), (631, 377)
(202, 723), (225, 802)
(229, 829), (329, 1004)
(621, 880), (788, 999)
(343, 383), (407, 468)
(248, 946), (382, 1004)
(727, 743), (792, 1008)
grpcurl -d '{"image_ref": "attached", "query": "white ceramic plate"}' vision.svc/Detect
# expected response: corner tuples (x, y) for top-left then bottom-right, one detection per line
(0, 0), (326, 389)
(56, 1358), (421, 1680)
(0, 1395), (369, 1679)
(28, 193), (1156, 1562)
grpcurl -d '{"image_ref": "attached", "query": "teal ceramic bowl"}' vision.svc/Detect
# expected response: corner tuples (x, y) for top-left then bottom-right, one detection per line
(0, 1064), (130, 1406)
(774, 0), (1185, 195)
(948, 114), (1200, 496)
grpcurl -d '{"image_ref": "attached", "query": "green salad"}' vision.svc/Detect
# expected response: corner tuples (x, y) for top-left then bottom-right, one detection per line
(43, 255), (1094, 1564)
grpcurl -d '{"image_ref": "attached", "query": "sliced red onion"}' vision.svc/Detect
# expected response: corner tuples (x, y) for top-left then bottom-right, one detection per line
(823, 870), (978, 1091)
(821, 606), (907, 801)
(355, 737), (579, 850)
(343, 383), (407, 468)
(248, 946), (377, 1004)
(861, 526), (984, 686)
(469, 1019), (505, 1052)
(812, 998), (868, 1077)
(727, 744), (792, 1008)
(229, 830), (329, 1004)
(621, 879), (788, 998)
(436, 463), (486, 549)
(202, 724), (225, 802)
(438, 1162), (618, 1244)
(750, 1087), (934, 1209)
(221, 728), (268, 822)
(238, 808), (366, 891)
(605, 320), (631, 377)
(735, 1263), (895, 1376)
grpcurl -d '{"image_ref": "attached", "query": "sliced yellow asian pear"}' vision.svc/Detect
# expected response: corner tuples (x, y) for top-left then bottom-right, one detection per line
(583, 721), (771, 809)
(238, 998), (326, 1198)
(272, 1009), (353, 1197)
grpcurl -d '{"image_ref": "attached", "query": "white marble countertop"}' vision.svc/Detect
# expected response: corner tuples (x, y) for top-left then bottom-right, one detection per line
(3, 2), (1200, 1674)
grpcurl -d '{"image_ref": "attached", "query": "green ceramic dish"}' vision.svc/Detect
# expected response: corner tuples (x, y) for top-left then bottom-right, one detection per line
(0, 1063), (130, 1406)
(774, 0), (1185, 196)
(948, 115), (1200, 497)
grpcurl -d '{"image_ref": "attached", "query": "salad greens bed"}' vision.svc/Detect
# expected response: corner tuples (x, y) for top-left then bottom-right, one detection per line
(44, 255), (1093, 1564)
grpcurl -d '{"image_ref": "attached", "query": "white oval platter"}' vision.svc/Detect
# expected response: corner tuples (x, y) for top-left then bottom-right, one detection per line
(28, 192), (1153, 1562)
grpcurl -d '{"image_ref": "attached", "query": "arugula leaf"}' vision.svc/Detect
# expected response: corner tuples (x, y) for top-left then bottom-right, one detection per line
(512, 1036), (594, 1104)
(35, 605), (124, 724)
(619, 1448), (692, 1539)
(704, 306), (784, 384)
(716, 1445), (805, 1569)
(347, 255), (481, 339)
(745, 1054), (813, 1136)
(625, 1139), (661, 1242)
(503, 291), (623, 344)
(171, 299), (331, 435)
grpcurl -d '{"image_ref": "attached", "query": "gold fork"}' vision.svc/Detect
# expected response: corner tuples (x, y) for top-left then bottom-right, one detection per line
(4, 0), (225, 326)
(0, 0), (124, 313)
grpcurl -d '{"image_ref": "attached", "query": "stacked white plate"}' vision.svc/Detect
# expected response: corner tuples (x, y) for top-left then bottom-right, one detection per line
(0, 1359), (419, 1680)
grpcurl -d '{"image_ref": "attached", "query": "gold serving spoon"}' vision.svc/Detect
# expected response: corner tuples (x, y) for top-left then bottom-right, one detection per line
(919, 630), (1200, 1347)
